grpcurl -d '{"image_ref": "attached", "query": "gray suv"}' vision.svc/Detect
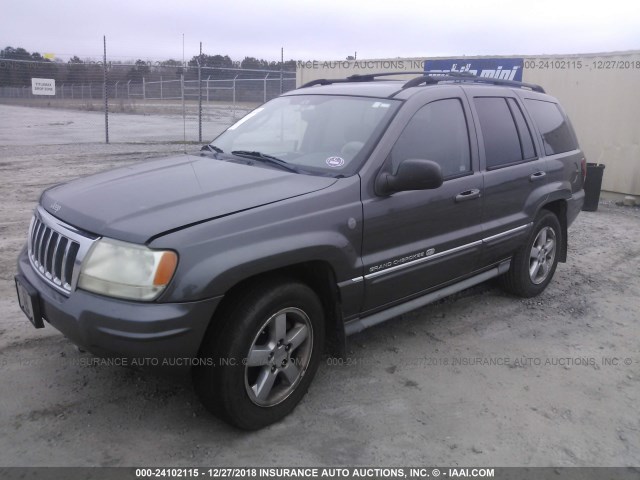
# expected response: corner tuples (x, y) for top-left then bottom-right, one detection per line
(15, 72), (586, 429)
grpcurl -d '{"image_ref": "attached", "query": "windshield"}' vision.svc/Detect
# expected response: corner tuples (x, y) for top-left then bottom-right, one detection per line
(210, 95), (400, 176)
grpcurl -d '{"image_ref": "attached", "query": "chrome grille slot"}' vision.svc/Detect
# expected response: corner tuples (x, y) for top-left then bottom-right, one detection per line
(27, 207), (96, 294)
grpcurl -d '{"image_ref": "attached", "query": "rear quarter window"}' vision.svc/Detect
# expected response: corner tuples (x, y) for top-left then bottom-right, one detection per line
(524, 99), (578, 155)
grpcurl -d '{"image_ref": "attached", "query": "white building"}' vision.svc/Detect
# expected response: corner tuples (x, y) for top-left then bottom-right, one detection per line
(297, 50), (640, 197)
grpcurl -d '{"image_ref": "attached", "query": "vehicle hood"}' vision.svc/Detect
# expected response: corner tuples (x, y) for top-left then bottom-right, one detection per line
(40, 154), (337, 243)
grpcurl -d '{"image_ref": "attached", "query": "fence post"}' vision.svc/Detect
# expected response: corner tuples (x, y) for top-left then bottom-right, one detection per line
(181, 73), (186, 147)
(160, 76), (163, 100)
(206, 76), (210, 102)
(264, 73), (269, 103)
(71, 84), (74, 99)
(114, 81), (119, 99)
(127, 80), (131, 99)
(61, 83), (64, 99)
(232, 75), (237, 118)
(280, 47), (284, 94)
(142, 77), (146, 100)
(103, 35), (109, 144)
(198, 62), (202, 143)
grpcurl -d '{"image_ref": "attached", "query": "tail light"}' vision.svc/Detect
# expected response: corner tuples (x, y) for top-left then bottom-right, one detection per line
(580, 158), (587, 182)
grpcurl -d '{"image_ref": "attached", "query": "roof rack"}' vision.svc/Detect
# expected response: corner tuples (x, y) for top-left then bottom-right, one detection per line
(299, 70), (545, 93)
(403, 71), (546, 93)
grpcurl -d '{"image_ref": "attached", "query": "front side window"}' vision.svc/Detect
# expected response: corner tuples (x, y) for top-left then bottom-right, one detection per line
(210, 95), (400, 176)
(390, 98), (471, 178)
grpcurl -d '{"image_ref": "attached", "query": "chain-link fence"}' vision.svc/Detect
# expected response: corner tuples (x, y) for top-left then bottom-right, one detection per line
(0, 57), (296, 144)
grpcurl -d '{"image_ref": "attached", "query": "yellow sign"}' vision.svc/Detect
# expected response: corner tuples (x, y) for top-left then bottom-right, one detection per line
(43, 53), (55, 60)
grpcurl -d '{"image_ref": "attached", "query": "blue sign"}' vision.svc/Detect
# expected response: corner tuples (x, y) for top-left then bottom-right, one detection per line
(424, 58), (524, 81)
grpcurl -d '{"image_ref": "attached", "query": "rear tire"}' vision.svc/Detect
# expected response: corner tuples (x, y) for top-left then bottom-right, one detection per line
(500, 210), (562, 298)
(192, 279), (324, 430)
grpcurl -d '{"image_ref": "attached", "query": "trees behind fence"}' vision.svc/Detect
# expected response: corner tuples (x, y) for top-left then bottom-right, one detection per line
(0, 58), (296, 103)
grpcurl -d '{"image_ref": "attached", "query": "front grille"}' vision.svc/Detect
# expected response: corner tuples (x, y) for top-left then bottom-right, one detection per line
(27, 207), (96, 294)
(29, 216), (80, 292)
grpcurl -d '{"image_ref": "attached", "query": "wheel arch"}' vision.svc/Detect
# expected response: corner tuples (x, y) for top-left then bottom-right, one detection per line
(539, 198), (568, 263)
(201, 260), (346, 359)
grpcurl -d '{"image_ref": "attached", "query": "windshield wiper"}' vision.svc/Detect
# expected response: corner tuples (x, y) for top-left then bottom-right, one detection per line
(231, 151), (299, 173)
(200, 144), (224, 155)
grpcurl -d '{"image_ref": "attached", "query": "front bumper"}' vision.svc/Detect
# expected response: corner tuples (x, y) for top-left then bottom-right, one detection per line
(17, 246), (222, 367)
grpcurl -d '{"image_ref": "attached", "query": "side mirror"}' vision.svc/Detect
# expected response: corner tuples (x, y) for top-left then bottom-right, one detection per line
(376, 159), (443, 196)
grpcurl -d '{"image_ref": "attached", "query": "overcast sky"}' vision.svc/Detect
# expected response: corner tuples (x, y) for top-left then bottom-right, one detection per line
(2, 0), (639, 62)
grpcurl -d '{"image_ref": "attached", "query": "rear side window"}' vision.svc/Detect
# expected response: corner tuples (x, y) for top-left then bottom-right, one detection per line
(524, 99), (578, 155)
(507, 98), (536, 160)
(474, 97), (535, 169)
(390, 98), (471, 178)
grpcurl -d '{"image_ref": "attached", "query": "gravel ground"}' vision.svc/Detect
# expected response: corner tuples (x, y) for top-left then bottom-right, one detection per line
(0, 102), (239, 145)
(0, 105), (638, 467)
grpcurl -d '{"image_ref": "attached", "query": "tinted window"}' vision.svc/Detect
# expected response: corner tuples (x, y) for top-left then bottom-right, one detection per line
(474, 97), (523, 169)
(390, 99), (471, 178)
(507, 98), (536, 160)
(524, 99), (577, 155)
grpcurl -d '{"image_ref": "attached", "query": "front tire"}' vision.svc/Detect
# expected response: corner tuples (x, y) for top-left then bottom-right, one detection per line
(500, 210), (562, 298)
(193, 279), (324, 430)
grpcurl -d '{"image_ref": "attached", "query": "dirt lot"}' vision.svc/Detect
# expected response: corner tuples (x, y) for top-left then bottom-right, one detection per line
(0, 101), (244, 144)
(0, 105), (638, 467)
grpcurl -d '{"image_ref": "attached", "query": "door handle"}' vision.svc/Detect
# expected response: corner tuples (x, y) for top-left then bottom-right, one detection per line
(455, 188), (481, 202)
(529, 171), (546, 182)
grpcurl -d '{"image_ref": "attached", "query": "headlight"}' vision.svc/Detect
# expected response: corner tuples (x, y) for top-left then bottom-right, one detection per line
(78, 238), (178, 301)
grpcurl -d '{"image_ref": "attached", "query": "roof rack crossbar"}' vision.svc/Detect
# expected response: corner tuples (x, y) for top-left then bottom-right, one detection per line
(299, 78), (351, 88)
(346, 71), (428, 81)
(299, 71), (429, 89)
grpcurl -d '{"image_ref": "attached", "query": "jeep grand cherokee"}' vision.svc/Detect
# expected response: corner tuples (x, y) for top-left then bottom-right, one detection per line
(15, 72), (585, 429)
